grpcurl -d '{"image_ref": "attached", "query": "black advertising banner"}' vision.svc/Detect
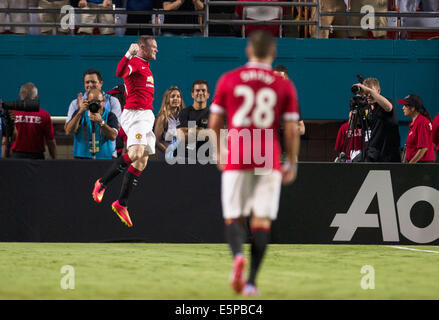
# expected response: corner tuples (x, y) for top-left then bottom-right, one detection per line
(0, 160), (438, 245)
(273, 162), (439, 245)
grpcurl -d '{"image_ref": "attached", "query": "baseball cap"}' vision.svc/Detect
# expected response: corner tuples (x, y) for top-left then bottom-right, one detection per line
(397, 94), (423, 109)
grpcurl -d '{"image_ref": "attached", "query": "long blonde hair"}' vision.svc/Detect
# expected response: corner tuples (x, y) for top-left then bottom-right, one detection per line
(157, 86), (185, 123)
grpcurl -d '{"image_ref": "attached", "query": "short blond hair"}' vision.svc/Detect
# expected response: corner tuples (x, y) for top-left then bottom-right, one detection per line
(363, 78), (380, 90)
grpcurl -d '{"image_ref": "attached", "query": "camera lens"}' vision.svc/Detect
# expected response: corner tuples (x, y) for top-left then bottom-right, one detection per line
(88, 102), (100, 113)
(351, 85), (360, 95)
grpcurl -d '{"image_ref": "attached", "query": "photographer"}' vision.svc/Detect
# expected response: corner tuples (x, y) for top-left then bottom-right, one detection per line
(353, 78), (401, 162)
(9, 83), (57, 160)
(65, 88), (118, 159)
(64, 69), (121, 157)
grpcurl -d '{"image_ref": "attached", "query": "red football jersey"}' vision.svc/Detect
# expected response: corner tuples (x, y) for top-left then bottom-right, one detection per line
(334, 122), (364, 160)
(405, 114), (435, 162)
(11, 109), (54, 153)
(116, 55), (154, 111)
(211, 62), (300, 171)
(432, 114), (439, 151)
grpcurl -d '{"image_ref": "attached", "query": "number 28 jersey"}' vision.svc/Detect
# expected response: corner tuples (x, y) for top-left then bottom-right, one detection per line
(211, 62), (300, 172)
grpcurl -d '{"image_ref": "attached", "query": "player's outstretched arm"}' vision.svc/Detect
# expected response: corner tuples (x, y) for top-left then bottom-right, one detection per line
(116, 44), (139, 78)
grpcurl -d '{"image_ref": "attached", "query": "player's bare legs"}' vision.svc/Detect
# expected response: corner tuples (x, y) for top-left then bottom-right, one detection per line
(128, 145), (149, 171)
(243, 215), (272, 296)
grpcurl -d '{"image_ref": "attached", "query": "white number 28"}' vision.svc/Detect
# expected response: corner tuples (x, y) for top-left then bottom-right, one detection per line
(232, 85), (277, 128)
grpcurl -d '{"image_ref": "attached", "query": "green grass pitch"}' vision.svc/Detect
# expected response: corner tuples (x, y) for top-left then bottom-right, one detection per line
(0, 243), (438, 300)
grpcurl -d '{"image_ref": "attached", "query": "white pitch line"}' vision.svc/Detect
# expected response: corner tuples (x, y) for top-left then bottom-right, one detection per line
(389, 246), (439, 254)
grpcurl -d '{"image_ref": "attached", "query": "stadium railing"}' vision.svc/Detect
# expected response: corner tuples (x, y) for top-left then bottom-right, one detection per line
(1, 1), (439, 39)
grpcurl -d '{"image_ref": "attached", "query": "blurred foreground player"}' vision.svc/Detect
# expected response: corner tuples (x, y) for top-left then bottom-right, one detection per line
(209, 31), (300, 296)
(92, 36), (158, 227)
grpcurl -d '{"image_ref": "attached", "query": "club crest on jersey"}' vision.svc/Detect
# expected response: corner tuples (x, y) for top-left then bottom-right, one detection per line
(136, 133), (142, 140)
(147, 76), (154, 84)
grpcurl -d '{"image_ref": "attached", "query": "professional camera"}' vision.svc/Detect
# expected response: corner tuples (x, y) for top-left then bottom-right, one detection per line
(350, 95), (369, 112)
(88, 100), (101, 113)
(350, 74), (368, 111)
(335, 75), (371, 163)
(0, 98), (40, 134)
(0, 98), (40, 112)
(351, 74), (364, 95)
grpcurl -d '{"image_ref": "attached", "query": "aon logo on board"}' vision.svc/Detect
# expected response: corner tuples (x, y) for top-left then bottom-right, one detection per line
(331, 170), (439, 244)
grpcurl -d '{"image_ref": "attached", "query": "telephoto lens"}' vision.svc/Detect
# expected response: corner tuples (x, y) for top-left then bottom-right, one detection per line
(0, 99), (40, 112)
(351, 85), (361, 95)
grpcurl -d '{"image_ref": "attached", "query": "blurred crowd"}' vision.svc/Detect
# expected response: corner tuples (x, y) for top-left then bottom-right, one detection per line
(0, 0), (438, 38)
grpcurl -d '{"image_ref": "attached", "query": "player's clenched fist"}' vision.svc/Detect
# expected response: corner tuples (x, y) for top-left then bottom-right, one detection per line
(128, 44), (139, 56)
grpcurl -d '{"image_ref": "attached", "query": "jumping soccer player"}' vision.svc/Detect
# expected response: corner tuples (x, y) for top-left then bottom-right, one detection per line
(208, 31), (300, 296)
(92, 36), (158, 227)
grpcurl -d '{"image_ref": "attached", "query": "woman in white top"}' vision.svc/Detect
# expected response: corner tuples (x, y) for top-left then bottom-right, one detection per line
(154, 86), (185, 160)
